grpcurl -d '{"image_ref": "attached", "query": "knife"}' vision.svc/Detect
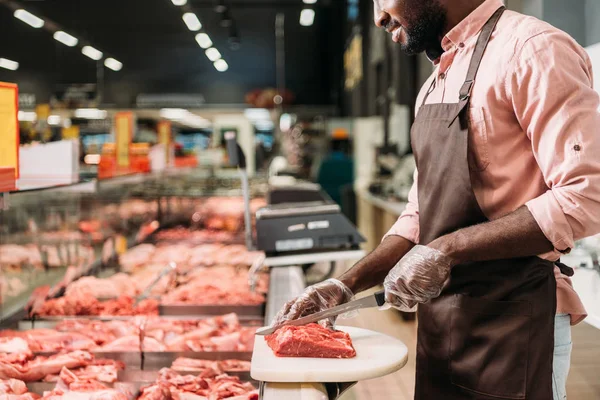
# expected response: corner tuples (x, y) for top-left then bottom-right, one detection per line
(256, 290), (387, 336)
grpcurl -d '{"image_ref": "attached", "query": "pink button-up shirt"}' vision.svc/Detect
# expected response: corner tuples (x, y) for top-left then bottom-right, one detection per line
(386, 0), (600, 325)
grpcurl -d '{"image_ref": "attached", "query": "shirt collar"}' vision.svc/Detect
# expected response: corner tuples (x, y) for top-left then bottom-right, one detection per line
(442, 0), (504, 51)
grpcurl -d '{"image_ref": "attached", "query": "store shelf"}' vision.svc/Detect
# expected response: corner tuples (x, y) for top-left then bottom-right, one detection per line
(264, 250), (366, 267)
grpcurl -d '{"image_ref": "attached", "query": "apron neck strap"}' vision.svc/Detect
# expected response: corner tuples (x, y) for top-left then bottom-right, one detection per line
(459, 6), (506, 101)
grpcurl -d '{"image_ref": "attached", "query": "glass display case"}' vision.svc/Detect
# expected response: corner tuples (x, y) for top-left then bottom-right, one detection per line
(0, 168), (268, 322)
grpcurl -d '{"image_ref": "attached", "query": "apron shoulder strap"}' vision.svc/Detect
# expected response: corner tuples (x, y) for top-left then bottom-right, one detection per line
(459, 6), (506, 101)
(448, 6), (506, 127)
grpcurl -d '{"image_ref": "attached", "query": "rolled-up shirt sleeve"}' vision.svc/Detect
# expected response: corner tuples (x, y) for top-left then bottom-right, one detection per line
(384, 169), (420, 244)
(508, 30), (600, 253)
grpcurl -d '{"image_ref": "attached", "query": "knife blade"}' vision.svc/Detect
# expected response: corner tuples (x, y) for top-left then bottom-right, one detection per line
(256, 290), (386, 336)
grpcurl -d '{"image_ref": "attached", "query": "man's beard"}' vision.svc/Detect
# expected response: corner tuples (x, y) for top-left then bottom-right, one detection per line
(401, 0), (446, 57)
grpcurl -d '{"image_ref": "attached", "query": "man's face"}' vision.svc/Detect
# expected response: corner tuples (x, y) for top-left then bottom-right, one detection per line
(373, 0), (447, 55)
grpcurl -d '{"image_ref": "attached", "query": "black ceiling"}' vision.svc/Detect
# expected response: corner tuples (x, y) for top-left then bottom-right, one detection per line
(0, 0), (345, 107)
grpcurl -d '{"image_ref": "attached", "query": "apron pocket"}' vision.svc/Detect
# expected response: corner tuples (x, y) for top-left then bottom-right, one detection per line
(450, 294), (532, 399)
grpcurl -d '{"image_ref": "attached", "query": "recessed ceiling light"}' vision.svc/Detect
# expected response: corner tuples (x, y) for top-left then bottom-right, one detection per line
(300, 9), (315, 26)
(13, 9), (44, 29)
(195, 33), (213, 49)
(171, 0), (187, 5)
(82, 46), (103, 61)
(214, 59), (228, 72)
(53, 31), (78, 47)
(0, 58), (19, 71)
(205, 48), (221, 62)
(303, 0), (317, 3)
(182, 13), (202, 31)
(104, 58), (123, 71)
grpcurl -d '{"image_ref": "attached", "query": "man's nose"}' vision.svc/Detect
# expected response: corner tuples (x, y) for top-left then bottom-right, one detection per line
(375, 10), (390, 28)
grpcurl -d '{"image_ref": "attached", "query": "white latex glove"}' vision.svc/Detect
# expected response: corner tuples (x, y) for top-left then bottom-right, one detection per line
(383, 245), (454, 312)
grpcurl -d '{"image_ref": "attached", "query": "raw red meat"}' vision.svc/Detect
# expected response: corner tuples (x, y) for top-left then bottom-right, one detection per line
(138, 369), (257, 400)
(265, 324), (356, 359)
(36, 295), (158, 317)
(171, 359), (251, 374)
(41, 368), (130, 400)
(0, 378), (40, 400)
(0, 351), (94, 382)
(42, 360), (125, 383)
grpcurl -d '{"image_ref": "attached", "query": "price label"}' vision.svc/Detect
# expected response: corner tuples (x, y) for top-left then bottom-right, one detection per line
(0, 83), (19, 178)
(115, 112), (133, 168)
(115, 235), (128, 255)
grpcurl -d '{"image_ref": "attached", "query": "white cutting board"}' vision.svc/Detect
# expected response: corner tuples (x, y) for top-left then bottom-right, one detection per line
(251, 326), (409, 382)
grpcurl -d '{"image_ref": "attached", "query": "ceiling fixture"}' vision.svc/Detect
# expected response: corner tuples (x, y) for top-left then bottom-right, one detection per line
(220, 10), (233, 28)
(228, 24), (240, 50)
(75, 108), (107, 120)
(171, 0), (187, 5)
(195, 33), (213, 49)
(82, 46), (103, 61)
(303, 0), (317, 3)
(300, 9), (315, 26)
(53, 31), (78, 47)
(215, 0), (227, 13)
(13, 9), (44, 28)
(0, 58), (19, 71)
(18, 111), (37, 122)
(205, 48), (221, 62)
(104, 58), (123, 71)
(182, 13), (202, 31)
(214, 59), (228, 72)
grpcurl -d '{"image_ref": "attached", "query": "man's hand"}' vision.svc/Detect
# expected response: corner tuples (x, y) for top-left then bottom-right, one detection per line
(383, 245), (455, 311)
(271, 279), (354, 330)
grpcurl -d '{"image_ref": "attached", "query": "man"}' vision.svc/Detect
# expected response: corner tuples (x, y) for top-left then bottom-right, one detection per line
(273, 0), (600, 399)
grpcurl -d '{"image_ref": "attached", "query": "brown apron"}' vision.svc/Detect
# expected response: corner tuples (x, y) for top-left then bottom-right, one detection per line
(412, 7), (557, 399)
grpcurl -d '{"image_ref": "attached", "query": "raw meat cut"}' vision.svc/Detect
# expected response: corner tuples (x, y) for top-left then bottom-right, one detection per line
(0, 351), (94, 382)
(161, 284), (264, 306)
(36, 295), (158, 317)
(0, 378), (40, 400)
(171, 359), (251, 374)
(65, 274), (138, 299)
(42, 360), (125, 383)
(265, 324), (356, 359)
(41, 368), (130, 400)
(138, 369), (257, 400)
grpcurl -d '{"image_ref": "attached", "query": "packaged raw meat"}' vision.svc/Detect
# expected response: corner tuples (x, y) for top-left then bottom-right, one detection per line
(265, 324), (356, 359)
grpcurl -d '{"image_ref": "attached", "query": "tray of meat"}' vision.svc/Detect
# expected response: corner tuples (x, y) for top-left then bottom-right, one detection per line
(9, 314), (258, 358)
(119, 359), (253, 383)
(251, 325), (409, 383)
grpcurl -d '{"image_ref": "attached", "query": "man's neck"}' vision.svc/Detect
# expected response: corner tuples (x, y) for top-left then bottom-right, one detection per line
(442, 0), (487, 37)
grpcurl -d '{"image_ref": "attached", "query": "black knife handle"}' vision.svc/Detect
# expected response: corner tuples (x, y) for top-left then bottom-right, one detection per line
(374, 290), (386, 307)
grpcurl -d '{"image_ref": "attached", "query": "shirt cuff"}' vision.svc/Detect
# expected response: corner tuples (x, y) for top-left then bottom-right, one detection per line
(526, 190), (575, 254)
(383, 215), (420, 244)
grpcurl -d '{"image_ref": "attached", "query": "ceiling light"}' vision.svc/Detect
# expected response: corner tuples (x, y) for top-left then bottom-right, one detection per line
(220, 11), (233, 28)
(215, 0), (227, 13)
(300, 9), (315, 26)
(18, 111), (36, 122)
(104, 58), (123, 71)
(82, 46), (103, 61)
(195, 33), (213, 49)
(75, 108), (107, 120)
(13, 9), (44, 29)
(53, 31), (78, 47)
(171, 0), (187, 5)
(182, 13), (202, 31)
(214, 59), (228, 72)
(205, 48), (221, 62)
(0, 58), (19, 71)
(303, 0), (317, 3)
